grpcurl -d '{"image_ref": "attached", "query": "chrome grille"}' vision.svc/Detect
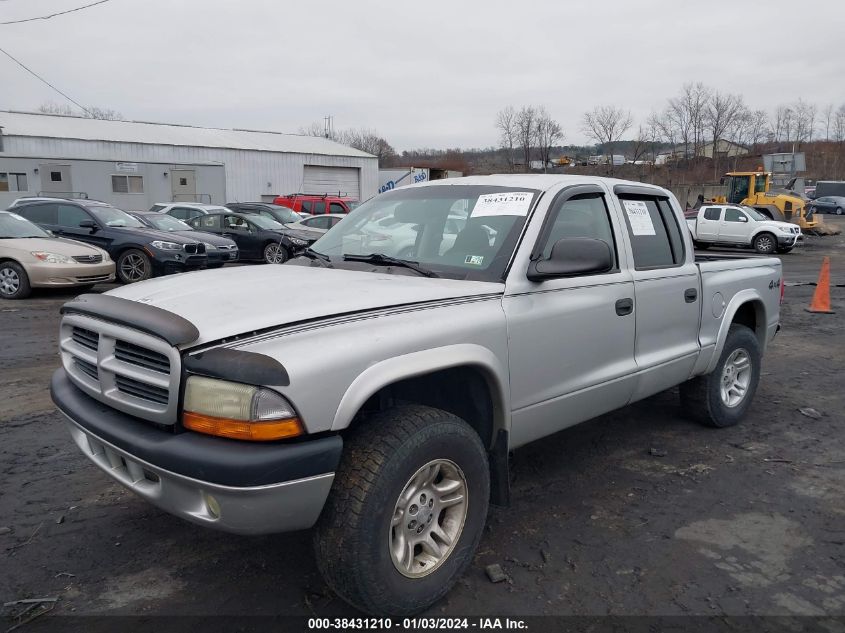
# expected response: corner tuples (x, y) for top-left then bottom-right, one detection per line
(60, 314), (181, 425)
(114, 340), (170, 374)
(72, 254), (103, 264)
(71, 326), (99, 351)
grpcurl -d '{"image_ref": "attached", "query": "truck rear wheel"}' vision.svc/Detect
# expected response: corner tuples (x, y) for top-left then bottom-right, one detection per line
(314, 405), (490, 616)
(679, 324), (760, 428)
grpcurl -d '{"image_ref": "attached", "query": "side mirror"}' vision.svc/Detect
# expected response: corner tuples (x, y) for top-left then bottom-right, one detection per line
(527, 238), (613, 281)
(79, 219), (98, 232)
(739, 216), (748, 222)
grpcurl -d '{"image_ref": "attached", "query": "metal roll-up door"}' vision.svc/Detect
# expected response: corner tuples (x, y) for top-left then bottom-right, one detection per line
(302, 166), (360, 199)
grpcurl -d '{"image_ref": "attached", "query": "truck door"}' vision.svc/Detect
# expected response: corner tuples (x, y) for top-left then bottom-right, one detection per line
(719, 207), (751, 244)
(696, 206), (722, 241)
(504, 185), (638, 448)
(614, 187), (701, 402)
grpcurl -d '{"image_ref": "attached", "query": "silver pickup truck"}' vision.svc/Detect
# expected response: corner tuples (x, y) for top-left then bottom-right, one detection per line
(51, 175), (782, 616)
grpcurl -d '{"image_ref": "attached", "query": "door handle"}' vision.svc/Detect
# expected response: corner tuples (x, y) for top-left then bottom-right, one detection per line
(684, 288), (698, 303)
(615, 298), (634, 316)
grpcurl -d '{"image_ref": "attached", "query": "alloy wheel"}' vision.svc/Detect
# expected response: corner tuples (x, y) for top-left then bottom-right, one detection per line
(389, 459), (468, 578)
(121, 254), (147, 282)
(720, 348), (752, 408)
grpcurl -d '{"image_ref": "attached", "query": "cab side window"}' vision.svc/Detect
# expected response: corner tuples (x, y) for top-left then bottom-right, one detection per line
(724, 208), (746, 222)
(619, 196), (685, 269)
(703, 207), (721, 221)
(300, 201), (312, 213)
(537, 193), (618, 271)
(329, 202), (346, 214)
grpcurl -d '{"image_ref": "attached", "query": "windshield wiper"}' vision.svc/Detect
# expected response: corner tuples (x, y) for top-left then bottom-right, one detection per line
(342, 253), (440, 278)
(302, 247), (334, 268)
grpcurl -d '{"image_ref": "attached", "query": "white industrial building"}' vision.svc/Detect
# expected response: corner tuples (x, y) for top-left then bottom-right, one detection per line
(0, 110), (378, 210)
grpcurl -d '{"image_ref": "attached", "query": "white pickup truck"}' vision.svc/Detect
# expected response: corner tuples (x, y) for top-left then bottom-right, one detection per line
(51, 175), (784, 616)
(687, 203), (802, 254)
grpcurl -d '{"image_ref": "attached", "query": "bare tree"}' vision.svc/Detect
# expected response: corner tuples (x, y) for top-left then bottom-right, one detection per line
(685, 82), (712, 157)
(822, 104), (835, 141)
(495, 106), (518, 172)
(515, 106), (537, 172)
(38, 101), (122, 120)
(794, 99), (817, 147)
(534, 106), (563, 172)
(706, 91), (745, 178)
(834, 104), (845, 143)
(300, 122), (396, 162)
(581, 105), (632, 174)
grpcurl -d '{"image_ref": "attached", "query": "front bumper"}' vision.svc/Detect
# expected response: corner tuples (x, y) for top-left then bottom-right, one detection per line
(51, 369), (341, 534)
(27, 262), (115, 287)
(207, 248), (239, 266)
(154, 252), (208, 274)
(777, 232), (803, 247)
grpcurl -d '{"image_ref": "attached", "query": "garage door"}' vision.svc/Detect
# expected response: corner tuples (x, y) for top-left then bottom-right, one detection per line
(303, 166), (360, 200)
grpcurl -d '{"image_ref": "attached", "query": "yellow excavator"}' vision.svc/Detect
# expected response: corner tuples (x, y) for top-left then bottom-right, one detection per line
(714, 171), (818, 230)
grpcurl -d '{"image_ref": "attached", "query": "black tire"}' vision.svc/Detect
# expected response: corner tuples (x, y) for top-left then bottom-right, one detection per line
(0, 261), (31, 300)
(753, 232), (776, 254)
(314, 405), (490, 616)
(116, 249), (152, 284)
(836, 207), (843, 216)
(263, 242), (289, 264)
(680, 324), (761, 428)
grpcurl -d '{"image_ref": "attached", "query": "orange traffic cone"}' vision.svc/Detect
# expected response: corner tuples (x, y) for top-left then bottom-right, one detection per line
(806, 257), (834, 314)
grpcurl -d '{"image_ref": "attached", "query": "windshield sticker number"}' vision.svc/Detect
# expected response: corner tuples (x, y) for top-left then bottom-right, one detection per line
(622, 200), (656, 236)
(465, 255), (484, 266)
(471, 192), (533, 218)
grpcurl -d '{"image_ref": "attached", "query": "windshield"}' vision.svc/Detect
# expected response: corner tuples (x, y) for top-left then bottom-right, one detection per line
(309, 186), (540, 281)
(0, 212), (52, 238)
(248, 215), (284, 229)
(143, 214), (192, 231)
(742, 206), (767, 221)
(87, 206), (144, 228)
(272, 207), (302, 224)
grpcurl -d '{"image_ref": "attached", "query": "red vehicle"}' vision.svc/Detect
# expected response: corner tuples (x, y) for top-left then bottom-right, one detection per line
(272, 194), (356, 215)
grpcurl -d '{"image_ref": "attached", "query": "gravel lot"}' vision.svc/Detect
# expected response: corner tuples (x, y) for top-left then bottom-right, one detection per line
(2, 217), (844, 623)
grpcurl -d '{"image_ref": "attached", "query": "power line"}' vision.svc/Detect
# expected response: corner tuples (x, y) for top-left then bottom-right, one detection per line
(0, 45), (91, 115)
(0, 0), (113, 25)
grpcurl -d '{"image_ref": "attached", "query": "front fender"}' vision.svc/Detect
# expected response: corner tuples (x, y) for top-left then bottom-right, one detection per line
(331, 344), (510, 440)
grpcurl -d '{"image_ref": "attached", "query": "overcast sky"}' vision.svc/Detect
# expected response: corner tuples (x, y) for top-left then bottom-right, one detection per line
(2, 0), (844, 151)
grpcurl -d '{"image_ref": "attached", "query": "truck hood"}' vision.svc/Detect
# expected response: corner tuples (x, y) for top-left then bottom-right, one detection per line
(106, 265), (503, 346)
(759, 220), (800, 232)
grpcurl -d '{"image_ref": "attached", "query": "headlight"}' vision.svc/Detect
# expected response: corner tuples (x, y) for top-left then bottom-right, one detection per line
(182, 376), (303, 441)
(289, 238), (308, 246)
(101, 251), (111, 262)
(31, 251), (73, 264)
(203, 242), (217, 251)
(778, 226), (793, 233)
(150, 240), (182, 251)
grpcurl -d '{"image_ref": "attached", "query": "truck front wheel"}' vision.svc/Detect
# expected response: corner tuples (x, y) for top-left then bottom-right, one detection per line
(679, 324), (761, 428)
(314, 405), (490, 616)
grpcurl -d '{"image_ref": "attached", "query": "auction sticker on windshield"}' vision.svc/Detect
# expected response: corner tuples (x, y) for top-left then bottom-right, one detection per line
(471, 191), (533, 218)
(622, 199), (656, 236)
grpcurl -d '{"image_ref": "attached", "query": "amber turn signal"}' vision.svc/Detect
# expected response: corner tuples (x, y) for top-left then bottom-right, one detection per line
(183, 411), (303, 441)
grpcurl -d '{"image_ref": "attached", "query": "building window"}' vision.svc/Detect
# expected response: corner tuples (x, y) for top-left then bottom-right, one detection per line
(111, 174), (144, 194)
(0, 172), (28, 192)
(51, 171), (62, 182)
